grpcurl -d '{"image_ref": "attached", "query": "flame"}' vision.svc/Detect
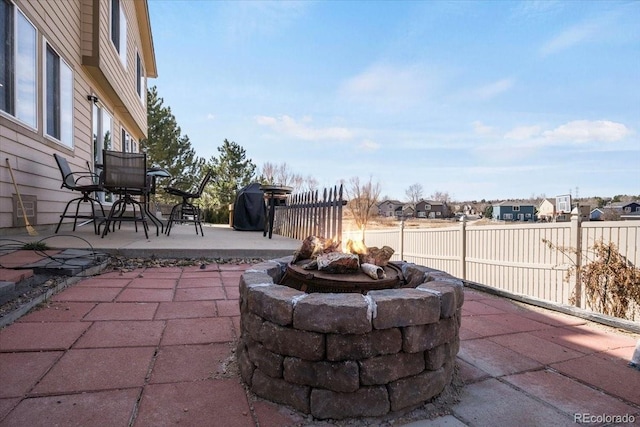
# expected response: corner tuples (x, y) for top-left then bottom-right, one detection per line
(345, 239), (367, 255)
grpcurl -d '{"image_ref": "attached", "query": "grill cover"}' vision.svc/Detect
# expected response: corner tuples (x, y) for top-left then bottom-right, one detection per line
(233, 183), (266, 231)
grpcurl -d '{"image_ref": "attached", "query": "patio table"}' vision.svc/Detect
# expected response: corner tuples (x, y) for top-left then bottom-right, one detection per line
(260, 185), (293, 239)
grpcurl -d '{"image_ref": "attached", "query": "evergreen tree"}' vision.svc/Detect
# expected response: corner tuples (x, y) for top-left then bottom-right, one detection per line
(205, 139), (256, 217)
(140, 86), (204, 204)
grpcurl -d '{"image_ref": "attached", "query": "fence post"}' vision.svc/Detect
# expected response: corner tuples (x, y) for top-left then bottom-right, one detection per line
(399, 218), (405, 261)
(570, 208), (582, 308)
(459, 216), (466, 280)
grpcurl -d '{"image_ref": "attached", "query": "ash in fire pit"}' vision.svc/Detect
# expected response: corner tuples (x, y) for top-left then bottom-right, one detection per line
(237, 252), (465, 420)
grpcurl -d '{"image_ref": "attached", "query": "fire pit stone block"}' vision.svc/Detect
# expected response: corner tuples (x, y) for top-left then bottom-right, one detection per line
(310, 387), (390, 419)
(260, 321), (325, 361)
(388, 366), (449, 412)
(369, 288), (441, 329)
(293, 293), (372, 334)
(360, 351), (426, 385)
(237, 258), (463, 420)
(284, 358), (360, 393)
(247, 284), (304, 326)
(326, 328), (402, 361)
(417, 283), (458, 318)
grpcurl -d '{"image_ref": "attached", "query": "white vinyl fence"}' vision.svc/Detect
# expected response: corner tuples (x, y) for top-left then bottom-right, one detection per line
(343, 214), (640, 321)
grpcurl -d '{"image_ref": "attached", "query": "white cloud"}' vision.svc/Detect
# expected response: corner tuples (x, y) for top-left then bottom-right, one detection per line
(542, 120), (632, 143)
(504, 125), (542, 140)
(539, 20), (600, 56)
(472, 121), (496, 136)
(206, 113), (216, 121)
(472, 78), (514, 100)
(255, 115), (354, 141)
(358, 139), (381, 151)
(223, 1), (310, 42)
(340, 63), (436, 110)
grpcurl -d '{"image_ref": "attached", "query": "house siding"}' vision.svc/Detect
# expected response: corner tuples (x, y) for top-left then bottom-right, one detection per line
(0, 0), (155, 231)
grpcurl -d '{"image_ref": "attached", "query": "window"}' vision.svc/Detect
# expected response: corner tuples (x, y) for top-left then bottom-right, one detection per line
(121, 127), (136, 153)
(136, 51), (145, 100)
(512, 206), (520, 211)
(0, 0), (36, 128)
(44, 42), (73, 147)
(111, 0), (127, 66)
(503, 213), (513, 220)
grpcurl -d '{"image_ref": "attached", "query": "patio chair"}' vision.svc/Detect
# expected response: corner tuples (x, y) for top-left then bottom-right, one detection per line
(100, 150), (150, 238)
(164, 170), (212, 236)
(53, 153), (106, 234)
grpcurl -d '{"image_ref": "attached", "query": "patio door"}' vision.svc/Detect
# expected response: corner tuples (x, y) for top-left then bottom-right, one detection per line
(92, 101), (112, 202)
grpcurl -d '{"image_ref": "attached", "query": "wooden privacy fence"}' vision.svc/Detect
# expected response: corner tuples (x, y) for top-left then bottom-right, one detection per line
(273, 185), (346, 241)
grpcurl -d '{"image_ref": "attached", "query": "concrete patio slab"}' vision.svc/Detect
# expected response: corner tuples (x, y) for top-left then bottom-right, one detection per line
(149, 343), (233, 383)
(154, 300), (217, 319)
(0, 352), (62, 398)
(451, 378), (572, 426)
(503, 369), (639, 419)
(74, 320), (165, 348)
(551, 352), (640, 406)
(51, 286), (122, 302)
(0, 388), (140, 427)
(0, 321), (89, 351)
(174, 286), (226, 301)
(161, 317), (236, 345)
(17, 301), (96, 322)
(116, 288), (174, 302)
(31, 347), (155, 395)
(488, 331), (586, 365)
(135, 380), (254, 427)
(457, 338), (543, 377)
(83, 302), (159, 321)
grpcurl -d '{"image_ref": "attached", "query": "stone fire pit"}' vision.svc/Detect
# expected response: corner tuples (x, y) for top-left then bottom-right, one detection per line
(236, 256), (464, 420)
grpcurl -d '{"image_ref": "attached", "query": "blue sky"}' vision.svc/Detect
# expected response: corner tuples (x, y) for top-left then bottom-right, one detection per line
(148, 0), (639, 202)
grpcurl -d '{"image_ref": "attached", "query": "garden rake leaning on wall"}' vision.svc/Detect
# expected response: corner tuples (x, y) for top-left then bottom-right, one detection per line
(5, 158), (38, 236)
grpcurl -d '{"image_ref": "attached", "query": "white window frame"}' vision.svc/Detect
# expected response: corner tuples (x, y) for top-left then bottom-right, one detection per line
(92, 101), (113, 202)
(44, 40), (74, 148)
(136, 49), (145, 101)
(0, 0), (37, 129)
(110, 0), (127, 67)
(121, 127), (137, 153)
(512, 206), (520, 211)
(503, 213), (513, 220)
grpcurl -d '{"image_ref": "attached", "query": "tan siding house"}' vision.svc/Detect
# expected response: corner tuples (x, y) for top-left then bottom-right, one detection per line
(0, 0), (156, 232)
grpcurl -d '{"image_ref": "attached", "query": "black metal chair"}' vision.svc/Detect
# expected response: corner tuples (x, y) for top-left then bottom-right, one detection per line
(53, 153), (105, 234)
(100, 150), (150, 238)
(165, 170), (212, 236)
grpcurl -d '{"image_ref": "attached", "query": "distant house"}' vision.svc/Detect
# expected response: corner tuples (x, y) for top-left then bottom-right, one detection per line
(538, 199), (555, 222)
(415, 200), (448, 218)
(377, 200), (404, 217)
(401, 204), (415, 218)
(619, 201), (640, 221)
(590, 208), (604, 221)
(621, 201), (640, 214)
(492, 201), (536, 221)
(601, 201), (640, 220)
